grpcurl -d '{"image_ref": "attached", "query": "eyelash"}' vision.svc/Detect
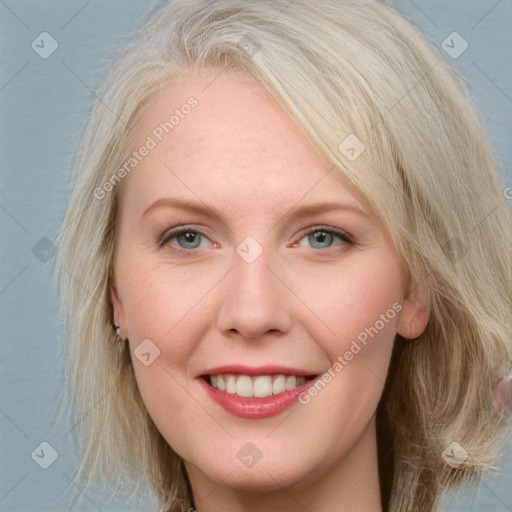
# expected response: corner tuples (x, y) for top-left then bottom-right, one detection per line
(295, 225), (355, 248)
(158, 225), (356, 255)
(158, 225), (214, 255)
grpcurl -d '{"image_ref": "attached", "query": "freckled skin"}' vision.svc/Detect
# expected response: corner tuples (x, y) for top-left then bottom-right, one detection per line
(111, 70), (429, 512)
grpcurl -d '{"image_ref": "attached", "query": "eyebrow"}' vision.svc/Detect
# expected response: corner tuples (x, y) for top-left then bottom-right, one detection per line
(142, 197), (371, 223)
(143, 197), (215, 219)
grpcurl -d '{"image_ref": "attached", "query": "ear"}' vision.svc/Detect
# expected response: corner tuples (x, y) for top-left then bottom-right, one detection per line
(110, 275), (126, 330)
(397, 283), (430, 340)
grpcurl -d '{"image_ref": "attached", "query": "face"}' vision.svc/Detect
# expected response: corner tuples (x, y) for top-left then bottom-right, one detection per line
(111, 70), (428, 496)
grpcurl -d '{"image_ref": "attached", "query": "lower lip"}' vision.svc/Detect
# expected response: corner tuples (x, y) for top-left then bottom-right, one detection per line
(199, 378), (316, 419)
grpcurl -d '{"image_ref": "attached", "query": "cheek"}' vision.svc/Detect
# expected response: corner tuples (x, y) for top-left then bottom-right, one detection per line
(116, 255), (221, 418)
(290, 252), (403, 361)
(118, 254), (220, 347)
(119, 261), (212, 450)
(289, 253), (402, 448)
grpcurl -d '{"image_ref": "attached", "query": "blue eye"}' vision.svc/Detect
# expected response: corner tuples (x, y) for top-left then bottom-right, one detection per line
(309, 230), (334, 249)
(175, 231), (204, 249)
(159, 228), (211, 251)
(298, 228), (353, 250)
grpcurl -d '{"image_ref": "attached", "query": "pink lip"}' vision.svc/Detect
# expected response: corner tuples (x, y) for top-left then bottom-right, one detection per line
(198, 370), (318, 419)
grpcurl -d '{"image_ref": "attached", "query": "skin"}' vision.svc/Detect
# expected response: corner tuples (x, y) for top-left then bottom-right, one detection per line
(110, 69), (429, 512)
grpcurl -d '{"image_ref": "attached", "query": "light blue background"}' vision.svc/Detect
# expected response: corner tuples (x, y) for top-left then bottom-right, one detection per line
(1, 1), (511, 510)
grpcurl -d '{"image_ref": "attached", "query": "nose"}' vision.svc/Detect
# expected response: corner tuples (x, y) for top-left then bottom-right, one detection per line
(216, 249), (293, 339)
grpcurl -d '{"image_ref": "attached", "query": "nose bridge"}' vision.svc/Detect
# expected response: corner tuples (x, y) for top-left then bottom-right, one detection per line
(216, 243), (292, 337)
(234, 249), (273, 301)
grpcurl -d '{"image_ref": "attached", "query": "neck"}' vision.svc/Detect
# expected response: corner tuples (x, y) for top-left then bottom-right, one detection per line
(186, 416), (383, 512)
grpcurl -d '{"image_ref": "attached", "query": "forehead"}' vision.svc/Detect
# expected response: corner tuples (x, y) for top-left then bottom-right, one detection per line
(122, 69), (364, 216)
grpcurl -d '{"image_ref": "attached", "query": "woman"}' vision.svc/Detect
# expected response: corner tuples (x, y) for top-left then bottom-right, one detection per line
(56, 1), (512, 511)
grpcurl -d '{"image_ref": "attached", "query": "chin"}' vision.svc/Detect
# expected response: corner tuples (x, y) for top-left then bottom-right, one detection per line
(186, 446), (327, 494)
(208, 466), (304, 492)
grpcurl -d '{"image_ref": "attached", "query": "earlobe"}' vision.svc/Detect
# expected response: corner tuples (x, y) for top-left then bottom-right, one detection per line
(397, 285), (430, 340)
(110, 278), (125, 328)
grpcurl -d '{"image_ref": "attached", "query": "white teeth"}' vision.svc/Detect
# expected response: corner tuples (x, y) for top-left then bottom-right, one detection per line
(217, 374), (225, 392)
(226, 374), (237, 394)
(285, 375), (297, 391)
(208, 373), (308, 397)
(272, 374), (286, 395)
(253, 376), (273, 398)
(236, 375), (253, 397)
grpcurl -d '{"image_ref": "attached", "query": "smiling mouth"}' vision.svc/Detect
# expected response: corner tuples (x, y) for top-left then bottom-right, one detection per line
(202, 373), (317, 398)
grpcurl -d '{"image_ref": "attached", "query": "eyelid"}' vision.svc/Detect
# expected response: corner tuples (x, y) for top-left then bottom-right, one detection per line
(157, 224), (356, 253)
(158, 225), (215, 247)
(294, 225), (356, 245)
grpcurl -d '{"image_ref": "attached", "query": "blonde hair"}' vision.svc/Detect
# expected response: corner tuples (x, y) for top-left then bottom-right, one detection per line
(56, 1), (512, 510)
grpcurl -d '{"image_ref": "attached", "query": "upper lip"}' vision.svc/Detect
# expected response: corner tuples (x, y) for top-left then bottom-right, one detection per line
(199, 365), (319, 377)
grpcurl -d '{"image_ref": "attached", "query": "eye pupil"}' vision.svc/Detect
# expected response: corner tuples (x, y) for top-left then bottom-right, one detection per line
(309, 230), (333, 249)
(178, 231), (201, 248)
(314, 231), (328, 242)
